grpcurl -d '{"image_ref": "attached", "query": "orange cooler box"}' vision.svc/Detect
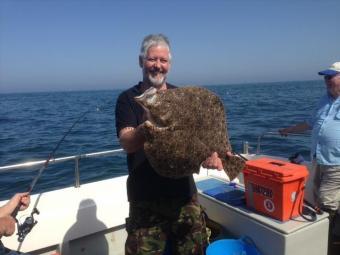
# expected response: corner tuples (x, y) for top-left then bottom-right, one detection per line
(243, 157), (309, 221)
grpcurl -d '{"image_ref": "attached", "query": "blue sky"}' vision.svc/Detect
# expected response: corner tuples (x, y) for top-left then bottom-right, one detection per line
(0, 0), (339, 93)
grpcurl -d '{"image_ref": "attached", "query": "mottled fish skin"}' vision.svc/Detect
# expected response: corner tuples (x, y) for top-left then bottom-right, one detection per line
(135, 86), (245, 180)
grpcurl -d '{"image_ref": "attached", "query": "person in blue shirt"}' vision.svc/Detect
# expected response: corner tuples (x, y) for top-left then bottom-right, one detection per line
(279, 62), (340, 255)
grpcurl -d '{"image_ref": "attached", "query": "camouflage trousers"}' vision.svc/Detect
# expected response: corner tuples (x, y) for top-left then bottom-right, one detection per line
(125, 195), (210, 255)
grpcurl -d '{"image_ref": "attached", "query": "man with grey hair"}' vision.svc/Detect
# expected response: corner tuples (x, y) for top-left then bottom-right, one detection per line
(279, 62), (340, 255)
(139, 34), (172, 89)
(115, 34), (223, 254)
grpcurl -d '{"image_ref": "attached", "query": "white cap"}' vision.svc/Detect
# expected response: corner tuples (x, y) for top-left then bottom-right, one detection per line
(318, 62), (340, 76)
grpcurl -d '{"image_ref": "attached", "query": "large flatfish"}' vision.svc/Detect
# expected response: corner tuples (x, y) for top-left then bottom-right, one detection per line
(135, 86), (245, 180)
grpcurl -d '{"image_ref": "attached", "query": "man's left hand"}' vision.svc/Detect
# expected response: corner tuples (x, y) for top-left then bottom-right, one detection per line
(202, 151), (233, 171)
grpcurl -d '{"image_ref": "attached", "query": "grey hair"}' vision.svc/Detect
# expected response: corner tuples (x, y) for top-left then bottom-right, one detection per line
(139, 34), (172, 61)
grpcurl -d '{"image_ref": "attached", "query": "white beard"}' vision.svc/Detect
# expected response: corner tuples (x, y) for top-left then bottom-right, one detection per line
(148, 73), (166, 87)
(143, 66), (167, 88)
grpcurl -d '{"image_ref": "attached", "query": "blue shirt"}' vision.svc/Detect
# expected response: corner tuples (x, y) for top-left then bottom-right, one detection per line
(308, 94), (340, 165)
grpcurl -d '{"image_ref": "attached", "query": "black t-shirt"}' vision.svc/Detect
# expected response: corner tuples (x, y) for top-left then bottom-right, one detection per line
(115, 82), (197, 202)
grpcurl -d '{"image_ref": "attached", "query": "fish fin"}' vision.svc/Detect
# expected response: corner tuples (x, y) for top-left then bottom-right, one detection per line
(222, 156), (246, 181)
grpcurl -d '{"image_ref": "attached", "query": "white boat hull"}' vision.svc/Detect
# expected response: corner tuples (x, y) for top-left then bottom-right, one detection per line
(0, 154), (332, 255)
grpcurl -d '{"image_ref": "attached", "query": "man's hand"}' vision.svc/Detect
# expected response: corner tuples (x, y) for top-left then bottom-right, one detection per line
(0, 193), (30, 217)
(119, 124), (146, 153)
(202, 151), (233, 171)
(9, 193), (30, 212)
(0, 215), (16, 237)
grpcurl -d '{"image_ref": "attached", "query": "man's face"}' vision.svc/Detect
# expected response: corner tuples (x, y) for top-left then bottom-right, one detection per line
(325, 74), (340, 98)
(141, 45), (171, 88)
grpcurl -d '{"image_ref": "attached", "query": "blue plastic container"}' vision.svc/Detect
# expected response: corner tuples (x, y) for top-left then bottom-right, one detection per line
(199, 179), (246, 206)
(206, 236), (261, 255)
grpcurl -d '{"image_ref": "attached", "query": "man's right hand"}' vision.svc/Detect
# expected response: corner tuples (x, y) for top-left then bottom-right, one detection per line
(119, 124), (146, 153)
(8, 192), (30, 212)
(0, 215), (16, 237)
(0, 193), (30, 218)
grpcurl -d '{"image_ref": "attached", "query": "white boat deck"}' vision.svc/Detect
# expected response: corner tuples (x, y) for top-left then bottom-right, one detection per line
(0, 154), (332, 255)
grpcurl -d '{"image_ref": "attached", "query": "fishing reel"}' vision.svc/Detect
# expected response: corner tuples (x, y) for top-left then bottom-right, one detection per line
(16, 207), (39, 242)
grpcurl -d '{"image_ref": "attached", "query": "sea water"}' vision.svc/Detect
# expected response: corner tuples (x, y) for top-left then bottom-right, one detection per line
(0, 80), (324, 199)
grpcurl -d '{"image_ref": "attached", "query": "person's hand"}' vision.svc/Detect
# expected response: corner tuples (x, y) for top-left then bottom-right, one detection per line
(0, 215), (16, 237)
(202, 152), (233, 171)
(1, 193), (30, 217)
(10, 192), (30, 211)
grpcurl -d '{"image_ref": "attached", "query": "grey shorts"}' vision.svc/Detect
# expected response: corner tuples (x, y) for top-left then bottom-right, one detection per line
(313, 162), (340, 211)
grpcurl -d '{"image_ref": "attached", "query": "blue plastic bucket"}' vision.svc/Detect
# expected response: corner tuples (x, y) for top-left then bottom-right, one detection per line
(206, 236), (261, 255)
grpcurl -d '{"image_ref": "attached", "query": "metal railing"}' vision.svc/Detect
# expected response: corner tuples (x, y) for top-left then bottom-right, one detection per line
(0, 131), (310, 188)
(0, 149), (125, 188)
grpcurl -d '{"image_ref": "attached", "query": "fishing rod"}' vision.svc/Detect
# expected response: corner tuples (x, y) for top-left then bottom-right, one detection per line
(11, 98), (114, 245)
(11, 109), (91, 243)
